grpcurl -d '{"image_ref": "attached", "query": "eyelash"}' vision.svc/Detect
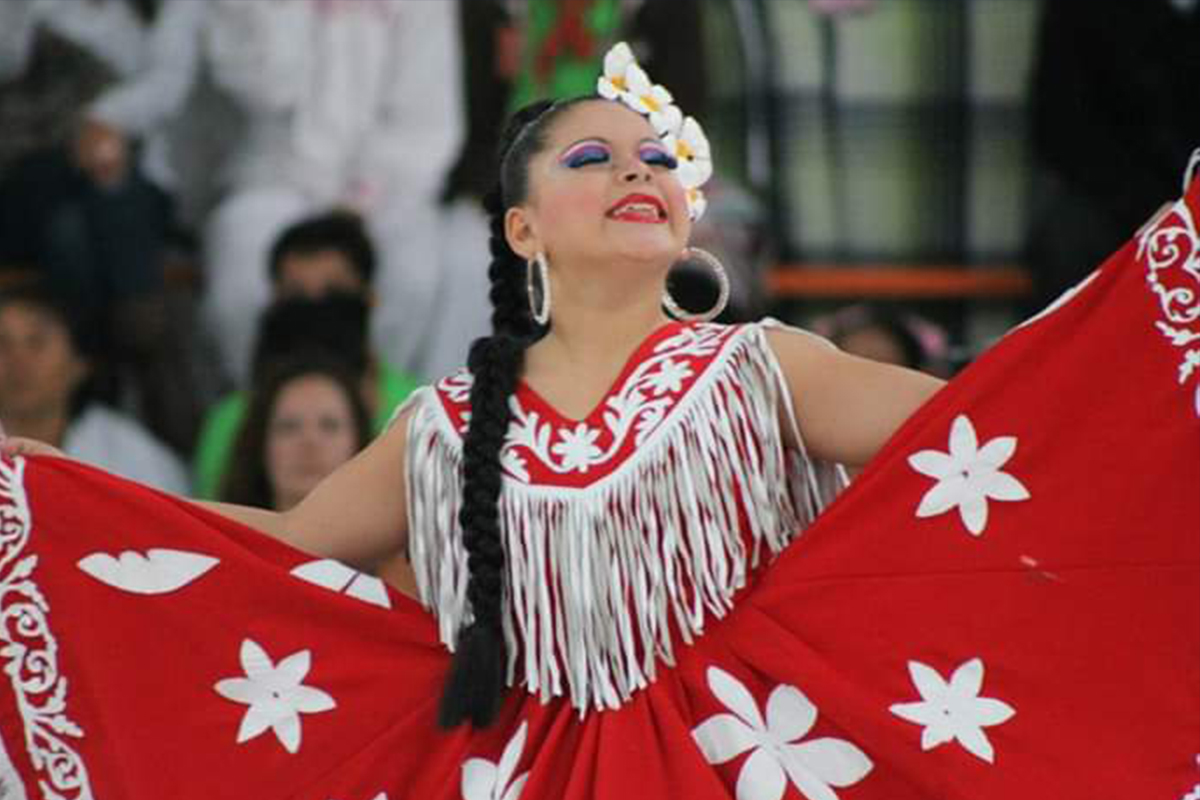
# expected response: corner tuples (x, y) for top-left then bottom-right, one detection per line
(562, 145), (679, 171)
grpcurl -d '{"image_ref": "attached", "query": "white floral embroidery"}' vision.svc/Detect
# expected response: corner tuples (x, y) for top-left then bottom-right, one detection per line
(643, 357), (693, 396)
(77, 548), (218, 595)
(461, 722), (531, 800)
(692, 667), (873, 800)
(889, 658), (1015, 764)
(551, 423), (604, 473)
(1136, 196), (1200, 416)
(0, 457), (94, 798)
(908, 414), (1030, 535)
(440, 372), (474, 404)
(493, 324), (727, 479)
(214, 639), (336, 754)
(290, 560), (390, 609)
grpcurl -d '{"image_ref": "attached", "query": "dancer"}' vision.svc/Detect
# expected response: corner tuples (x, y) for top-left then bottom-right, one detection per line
(0, 43), (1194, 799)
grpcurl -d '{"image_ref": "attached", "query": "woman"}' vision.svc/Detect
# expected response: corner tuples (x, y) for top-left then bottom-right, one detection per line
(219, 355), (371, 512)
(0, 44), (1193, 799)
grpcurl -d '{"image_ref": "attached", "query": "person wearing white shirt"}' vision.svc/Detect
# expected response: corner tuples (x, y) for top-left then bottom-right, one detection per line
(0, 0), (207, 455)
(0, 285), (188, 495)
(202, 0), (465, 385)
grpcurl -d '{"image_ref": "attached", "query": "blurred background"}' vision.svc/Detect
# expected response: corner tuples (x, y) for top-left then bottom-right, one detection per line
(0, 0), (1195, 500)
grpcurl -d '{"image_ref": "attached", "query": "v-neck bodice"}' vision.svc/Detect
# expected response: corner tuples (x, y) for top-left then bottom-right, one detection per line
(405, 319), (847, 711)
(515, 321), (684, 427)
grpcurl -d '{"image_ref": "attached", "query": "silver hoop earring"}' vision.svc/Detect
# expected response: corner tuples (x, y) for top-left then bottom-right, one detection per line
(662, 247), (730, 322)
(528, 252), (551, 325)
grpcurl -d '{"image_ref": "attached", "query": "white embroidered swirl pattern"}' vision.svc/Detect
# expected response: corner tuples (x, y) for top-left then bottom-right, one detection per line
(1136, 198), (1200, 413)
(0, 458), (94, 798)
(503, 325), (725, 480)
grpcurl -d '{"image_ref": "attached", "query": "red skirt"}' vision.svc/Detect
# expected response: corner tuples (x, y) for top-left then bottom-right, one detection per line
(0, 185), (1197, 798)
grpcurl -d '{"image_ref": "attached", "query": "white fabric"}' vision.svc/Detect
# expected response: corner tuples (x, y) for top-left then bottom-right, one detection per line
(0, 0), (207, 189)
(201, 0), (464, 384)
(62, 404), (189, 495)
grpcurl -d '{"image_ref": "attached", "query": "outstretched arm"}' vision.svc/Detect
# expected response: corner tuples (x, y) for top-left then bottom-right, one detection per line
(1, 410), (413, 572)
(765, 326), (945, 468)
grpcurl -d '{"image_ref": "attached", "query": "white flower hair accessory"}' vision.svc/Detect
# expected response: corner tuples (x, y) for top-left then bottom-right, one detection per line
(598, 42), (712, 221)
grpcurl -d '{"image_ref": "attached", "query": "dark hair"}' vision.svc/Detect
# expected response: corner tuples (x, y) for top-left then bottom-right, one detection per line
(0, 282), (97, 417)
(267, 211), (376, 287)
(249, 292), (371, 386)
(220, 353), (371, 510)
(438, 96), (594, 729)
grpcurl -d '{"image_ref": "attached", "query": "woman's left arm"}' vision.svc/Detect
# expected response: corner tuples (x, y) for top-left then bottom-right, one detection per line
(764, 326), (946, 468)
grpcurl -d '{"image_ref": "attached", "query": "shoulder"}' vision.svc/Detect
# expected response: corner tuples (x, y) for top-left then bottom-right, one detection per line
(65, 405), (189, 493)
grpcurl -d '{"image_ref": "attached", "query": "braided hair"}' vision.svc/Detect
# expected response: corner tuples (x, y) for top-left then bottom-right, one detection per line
(438, 97), (593, 729)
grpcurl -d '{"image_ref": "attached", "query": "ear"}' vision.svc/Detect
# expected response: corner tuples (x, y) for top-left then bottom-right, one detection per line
(505, 206), (541, 262)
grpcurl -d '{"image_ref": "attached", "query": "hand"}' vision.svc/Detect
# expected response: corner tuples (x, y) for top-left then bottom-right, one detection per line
(74, 117), (129, 187)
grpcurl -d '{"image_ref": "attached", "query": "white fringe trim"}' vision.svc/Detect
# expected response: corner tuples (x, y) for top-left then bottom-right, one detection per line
(405, 324), (844, 712)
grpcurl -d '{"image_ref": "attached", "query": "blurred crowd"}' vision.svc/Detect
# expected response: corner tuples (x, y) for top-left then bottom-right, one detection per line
(0, 0), (1196, 506)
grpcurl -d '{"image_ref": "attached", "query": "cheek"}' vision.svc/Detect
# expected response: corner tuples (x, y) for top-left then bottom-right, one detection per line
(264, 433), (295, 476)
(538, 182), (605, 232)
(324, 429), (359, 464)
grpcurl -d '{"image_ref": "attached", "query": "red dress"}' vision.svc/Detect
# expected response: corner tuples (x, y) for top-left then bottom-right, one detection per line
(0, 179), (1197, 799)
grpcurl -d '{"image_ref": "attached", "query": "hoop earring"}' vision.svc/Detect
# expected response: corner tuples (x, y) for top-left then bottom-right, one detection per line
(528, 252), (551, 326)
(662, 247), (730, 322)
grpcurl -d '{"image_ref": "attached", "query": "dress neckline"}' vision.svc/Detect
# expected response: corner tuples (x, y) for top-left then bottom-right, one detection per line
(516, 320), (685, 425)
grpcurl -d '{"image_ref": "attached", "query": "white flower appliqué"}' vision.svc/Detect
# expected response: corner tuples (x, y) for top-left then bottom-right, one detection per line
(692, 667), (873, 800)
(461, 721), (531, 800)
(551, 423), (604, 473)
(214, 638), (336, 754)
(908, 414), (1030, 535)
(77, 548), (219, 594)
(889, 658), (1015, 764)
(643, 357), (693, 396)
(290, 559), (391, 609)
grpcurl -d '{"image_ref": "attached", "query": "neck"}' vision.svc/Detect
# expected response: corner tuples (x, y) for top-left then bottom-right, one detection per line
(541, 264), (670, 366)
(3, 407), (72, 448)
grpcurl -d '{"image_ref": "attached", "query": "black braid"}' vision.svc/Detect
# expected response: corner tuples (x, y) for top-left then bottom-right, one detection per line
(438, 97), (592, 729)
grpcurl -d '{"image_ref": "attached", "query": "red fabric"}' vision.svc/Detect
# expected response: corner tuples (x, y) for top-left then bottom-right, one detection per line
(0, 186), (1197, 798)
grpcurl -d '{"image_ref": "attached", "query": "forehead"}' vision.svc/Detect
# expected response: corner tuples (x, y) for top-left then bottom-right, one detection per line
(0, 302), (65, 331)
(276, 373), (347, 406)
(542, 99), (662, 149)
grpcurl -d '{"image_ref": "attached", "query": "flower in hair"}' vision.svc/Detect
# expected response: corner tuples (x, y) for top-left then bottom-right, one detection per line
(663, 117), (712, 220)
(600, 44), (682, 137)
(598, 42), (711, 221)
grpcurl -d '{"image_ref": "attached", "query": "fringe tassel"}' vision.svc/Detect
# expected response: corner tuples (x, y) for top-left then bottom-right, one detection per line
(405, 325), (844, 713)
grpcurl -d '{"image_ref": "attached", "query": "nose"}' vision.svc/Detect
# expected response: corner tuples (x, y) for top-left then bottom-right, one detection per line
(620, 159), (652, 183)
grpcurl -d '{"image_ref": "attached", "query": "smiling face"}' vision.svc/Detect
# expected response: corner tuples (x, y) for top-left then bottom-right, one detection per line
(506, 100), (691, 278)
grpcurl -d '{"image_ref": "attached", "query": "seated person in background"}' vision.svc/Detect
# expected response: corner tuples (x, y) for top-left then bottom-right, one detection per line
(219, 354), (370, 512)
(811, 303), (951, 377)
(0, 283), (187, 493)
(191, 212), (420, 498)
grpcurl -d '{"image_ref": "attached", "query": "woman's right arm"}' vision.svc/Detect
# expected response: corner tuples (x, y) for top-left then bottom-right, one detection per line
(3, 409), (413, 572)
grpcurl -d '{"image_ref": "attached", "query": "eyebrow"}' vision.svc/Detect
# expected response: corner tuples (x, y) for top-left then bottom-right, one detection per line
(559, 136), (666, 153)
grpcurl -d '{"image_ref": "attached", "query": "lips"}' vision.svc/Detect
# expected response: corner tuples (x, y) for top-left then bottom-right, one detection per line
(606, 193), (667, 223)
